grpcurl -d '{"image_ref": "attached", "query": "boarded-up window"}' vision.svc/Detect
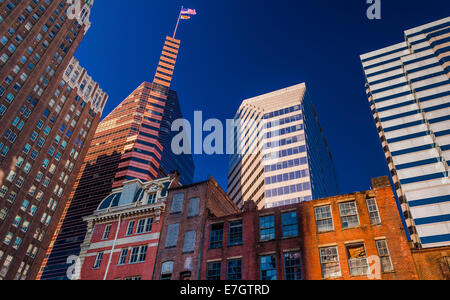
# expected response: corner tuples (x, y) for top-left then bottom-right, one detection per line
(188, 197), (200, 217)
(165, 224), (179, 248)
(161, 261), (174, 274)
(171, 193), (184, 214)
(183, 231), (196, 253)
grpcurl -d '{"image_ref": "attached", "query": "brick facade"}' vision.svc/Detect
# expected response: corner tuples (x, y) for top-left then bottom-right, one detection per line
(411, 246), (450, 280)
(0, 1), (108, 280)
(152, 177), (240, 280)
(199, 177), (419, 280)
(78, 174), (180, 280)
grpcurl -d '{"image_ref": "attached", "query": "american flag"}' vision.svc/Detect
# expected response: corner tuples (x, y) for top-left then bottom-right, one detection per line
(181, 8), (197, 15)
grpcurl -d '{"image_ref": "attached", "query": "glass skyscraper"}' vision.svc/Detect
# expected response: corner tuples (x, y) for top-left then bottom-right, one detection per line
(361, 17), (450, 248)
(38, 36), (194, 280)
(228, 83), (339, 209)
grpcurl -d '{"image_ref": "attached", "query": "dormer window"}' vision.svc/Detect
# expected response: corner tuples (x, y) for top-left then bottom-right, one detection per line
(148, 193), (157, 204)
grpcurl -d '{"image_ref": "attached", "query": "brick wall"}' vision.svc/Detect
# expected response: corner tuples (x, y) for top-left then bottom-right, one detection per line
(411, 246), (450, 280)
(200, 177), (419, 280)
(153, 177), (240, 280)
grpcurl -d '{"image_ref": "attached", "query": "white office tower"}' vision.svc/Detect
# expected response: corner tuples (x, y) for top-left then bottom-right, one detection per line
(361, 17), (450, 248)
(228, 83), (339, 209)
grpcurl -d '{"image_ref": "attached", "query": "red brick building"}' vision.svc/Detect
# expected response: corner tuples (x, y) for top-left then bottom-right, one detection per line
(78, 173), (180, 280)
(200, 177), (419, 280)
(411, 246), (450, 280)
(0, 0), (109, 280)
(152, 177), (240, 280)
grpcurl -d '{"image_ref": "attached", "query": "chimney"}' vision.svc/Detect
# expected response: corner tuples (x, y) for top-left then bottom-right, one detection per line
(371, 176), (391, 189)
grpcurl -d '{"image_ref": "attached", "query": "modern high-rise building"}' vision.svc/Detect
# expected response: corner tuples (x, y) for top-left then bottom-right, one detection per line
(38, 36), (195, 280)
(361, 17), (450, 248)
(0, 1), (107, 280)
(228, 83), (339, 209)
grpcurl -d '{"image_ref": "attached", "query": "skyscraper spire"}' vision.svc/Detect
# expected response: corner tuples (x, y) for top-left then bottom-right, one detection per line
(39, 11), (195, 280)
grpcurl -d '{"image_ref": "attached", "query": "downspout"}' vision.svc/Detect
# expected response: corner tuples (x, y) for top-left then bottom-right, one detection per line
(103, 214), (121, 280)
(197, 181), (209, 280)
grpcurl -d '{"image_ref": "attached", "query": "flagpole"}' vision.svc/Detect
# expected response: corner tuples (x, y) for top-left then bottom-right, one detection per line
(173, 6), (183, 38)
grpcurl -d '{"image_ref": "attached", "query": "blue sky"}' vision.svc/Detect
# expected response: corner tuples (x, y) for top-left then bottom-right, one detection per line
(75, 0), (449, 193)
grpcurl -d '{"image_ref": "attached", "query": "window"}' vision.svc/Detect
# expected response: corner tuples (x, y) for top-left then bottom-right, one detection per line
(0, 208), (7, 220)
(339, 201), (360, 229)
(1, 255), (13, 279)
(188, 197), (200, 217)
(6, 170), (16, 182)
(118, 249), (128, 265)
(319, 247), (342, 279)
(165, 224), (179, 248)
(284, 252), (302, 280)
(12, 215), (21, 227)
(148, 193), (157, 204)
(12, 237), (22, 250)
(315, 205), (334, 232)
(227, 259), (242, 280)
(126, 221), (135, 236)
(260, 215), (275, 241)
(145, 218), (153, 233)
(0, 186), (7, 198)
(260, 255), (277, 280)
(228, 220), (243, 246)
(124, 276), (142, 281)
(171, 193), (184, 214)
(3, 232), (13, 245)
(206, 261), (221, 280)
(282, 211), (298, 238)
(21, 221), (30, 233)
(129, 245), (147, 264)
(346, 243), (369, 277)
(136, 219), (146, 234)
(209, 223), (224, 249)
(93, 252), (103, 269)
(161, 261), (174, 280)
(367, 198), (381, 225)
(183, 231), (196, 253)
(103, 225), (112, 240)
(376, 240), (394, 273)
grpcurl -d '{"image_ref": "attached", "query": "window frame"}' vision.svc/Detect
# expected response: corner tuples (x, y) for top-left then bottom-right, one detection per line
(319, 246), (342, 279)
(260, 254), (277, 280)
(228, 219), (243, 246)
(281, 211), (299, 238)
(283, 252), (303, 280)
(260, 215), (276, 242)
(209, 223), (224, 249)
(366, 198), (382, 225)
(226, 258), (242, 280)
(315, 205), (334, 233)
(339, 201), (360, 229)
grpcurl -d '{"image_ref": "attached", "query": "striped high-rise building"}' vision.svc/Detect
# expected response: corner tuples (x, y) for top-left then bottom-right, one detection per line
(228, 83), (339, 209)
(0, 0), (109, 280)
(38, 36), (194, 280)
(361, 17), (450, 248)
